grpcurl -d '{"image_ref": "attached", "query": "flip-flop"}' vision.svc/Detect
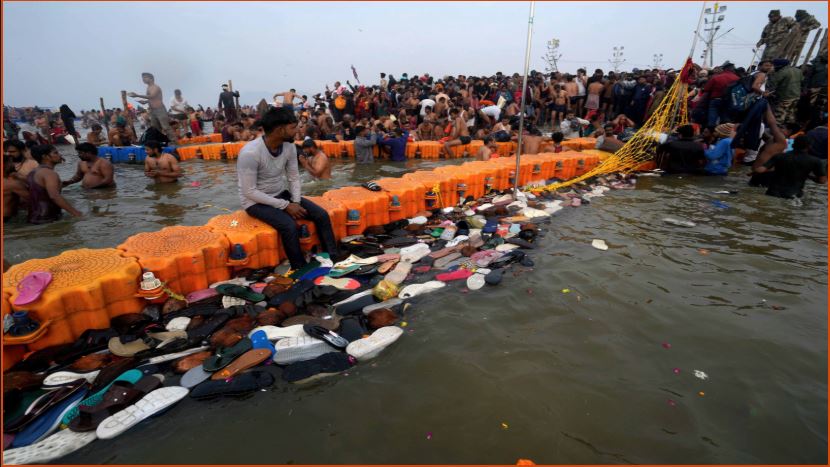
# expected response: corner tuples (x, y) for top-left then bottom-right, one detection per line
(190, 371), (274, 400)
(313, 276), (360, 290)
(362, 181), (381, 191)
(145, 345), (210, 365)
(173, 350), (212, 374)
(288, 259), (321, 280)
(249, 330), (276, 357)
(435, 269), (473, 282)
(337, 315), (370, 342)
(298, 267), (332, 282)
(68, 375), (163, 432)
(96, 386), (189, 440)
(495, 243), (520, 252)
(466, 273), (486, 290)
(61, 369), (144, 428)
(248, 325), (308, 341)
(186, 288), (219, 304)
(211, 349), (271, 380)
(303, 324), (349, 349)
(108, 331), (188, 358)
(215, 284), (265, 303)
(398, 281), (446, 299)
(42, 370), (100, 388)
(346, 326), (404, 361)
(180, 364), (213, 389)
(4, 381), (84, 433)
(165, 317), (191, 332)
(376, 260), (399, 274)
(362, 298), (403, 315)
(11, 384), (87, 448)
(14, 271), (52, 306)
(2, 428), (98, 465)
(186, 312), (231, 345)
(202, 338), (253, 372)
(591, 239), (609, 251)
(384, 261), (412, 285)
(327, 264), (361, 278)
(282, 352), (354, 384)
(485, 269), (505, 285)
(433, 252), (463, 270)
(273, 336), (332, 365)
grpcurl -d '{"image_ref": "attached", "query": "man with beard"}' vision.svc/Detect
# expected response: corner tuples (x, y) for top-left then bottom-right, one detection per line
(62, 142), (115, 189)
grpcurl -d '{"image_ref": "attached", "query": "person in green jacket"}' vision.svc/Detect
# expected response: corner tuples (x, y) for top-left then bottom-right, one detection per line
(769, 58), (803, 125)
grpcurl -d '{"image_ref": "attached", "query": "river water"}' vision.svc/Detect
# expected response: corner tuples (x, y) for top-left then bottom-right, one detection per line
(3, 140), (827, 464)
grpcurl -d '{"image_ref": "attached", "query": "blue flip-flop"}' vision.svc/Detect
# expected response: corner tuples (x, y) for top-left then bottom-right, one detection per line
(249, 330), (276, 358)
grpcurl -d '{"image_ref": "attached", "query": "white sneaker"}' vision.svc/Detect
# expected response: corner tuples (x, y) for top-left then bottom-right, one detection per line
(346, 326), (404, 361)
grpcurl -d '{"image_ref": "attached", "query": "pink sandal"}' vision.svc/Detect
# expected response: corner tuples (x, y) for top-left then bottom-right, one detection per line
(14, 271), (52, 306)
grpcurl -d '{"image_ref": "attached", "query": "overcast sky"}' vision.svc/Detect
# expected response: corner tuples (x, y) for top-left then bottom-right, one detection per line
(3, 1), (826, 110)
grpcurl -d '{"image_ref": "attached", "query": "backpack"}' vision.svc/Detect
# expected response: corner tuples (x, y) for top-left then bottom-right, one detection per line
(334, 95), (347, 110)
(725, 75), (755, 113)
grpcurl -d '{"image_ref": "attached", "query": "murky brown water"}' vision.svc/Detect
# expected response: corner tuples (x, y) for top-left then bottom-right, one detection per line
(3, 139), (827, 464)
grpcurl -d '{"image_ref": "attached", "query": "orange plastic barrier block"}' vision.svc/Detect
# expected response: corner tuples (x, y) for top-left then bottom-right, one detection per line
(461, 161), (504, 194)
(207, 133), (222, 143)
(223, 141), (246, 159)
(118, 226), (231, 295)
(318, 140), (342, 158)
(448, 140), (483, 159)
(523, 154), (555, 184)
(206, 211), (282, 270)
(550, 152), (579, 180)
(323, 187), (390, 235)
(374, 177), (427, 221)
(305, 196), (348, 240)
(495, 141), (517, 157)
(200, 143), (225, 160)
(402, 170), (460, 208)
(407, 141), (442, 159)
(557, 152), (591, 176)
(580, 149), (614, 162)
(175, 145), (201, 161)
(2, 249), (144, 351)
(339, 141), (356, 158)
(432, 165), (483, 200)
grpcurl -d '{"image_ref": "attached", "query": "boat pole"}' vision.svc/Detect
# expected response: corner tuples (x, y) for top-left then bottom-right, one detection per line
(514, 0), (536, 198)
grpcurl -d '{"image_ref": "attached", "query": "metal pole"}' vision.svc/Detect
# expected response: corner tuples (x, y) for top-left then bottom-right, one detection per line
(514, 0), (535, 198)
(689, 2), (707, 59)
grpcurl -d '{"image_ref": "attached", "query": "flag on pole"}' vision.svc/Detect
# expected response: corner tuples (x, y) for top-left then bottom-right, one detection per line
(351, 64), (360, 83)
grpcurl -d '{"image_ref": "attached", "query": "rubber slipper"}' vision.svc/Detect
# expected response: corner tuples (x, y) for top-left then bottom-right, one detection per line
(190, 370), (274, 400)
(209, 277), (251, 288)
(68, 374), (163, 432)
(288, 259), (321, 280)
(398, 281), (446, 299)
(332, 294), (376, 317)
(433, 252), (463, 270)
(362, 181), (381, 192)
(466, 273), (486, 290)
(12, 385), (87, 448)
(384, 261), (412, 285)
(186, 288), (219, 304)
(202, 338), (253, 372)
(298, 267), (332, 282)
(312, 276), (359, 291)
(165, 316), (191, 332)
(61, 369), (143, 428)
(281, 313), (342, 330)
(446, 235), (469, 247)
(591, 239), (609, 250)
(282, 352), (354, 384)
(273, 336), (332, 365)
(327, 264), (361, 278)
(215, 284), (265, 303)
(435, 269), (473, 282)
(186, 311), (231, 345)
(181, 364), (213, 389)
(346, 326), (404, 361)
(337, 315), (369, 342)
(96, 386), (189, 440)
(267, 280), (315, 307)
(333, 254), (378, 269)
(14, 271), (52, 306)
(302, 324), (349, 349)
(485, 269), (505, 285)
(377, 260), (399, 274)
(2, 428), (98, 465)
(428, 247), (457, 259)
(108, 331), (188, 358)
(87, 358), (139, 394)
(249, 330), (276, 358)
(42, 370), (100, 388)
(173, 350), (212, 374)
(495, 243), (520, 252)
(489, 250), (525, 268)
(362, 298), (403, 315)
(211, 348), (271, 380)
(146, 345), (210, 365)
(471, 250), (504, 267)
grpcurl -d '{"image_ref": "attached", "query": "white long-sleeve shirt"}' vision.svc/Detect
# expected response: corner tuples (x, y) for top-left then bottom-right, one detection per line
(237, 137), (301, 210)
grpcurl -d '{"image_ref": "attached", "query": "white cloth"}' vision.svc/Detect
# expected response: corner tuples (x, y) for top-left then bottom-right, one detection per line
(481, 105), (501, 120)
(560, 117), (589, 139)
(169, 97), (188, 115)
(419, 99), (436, 116)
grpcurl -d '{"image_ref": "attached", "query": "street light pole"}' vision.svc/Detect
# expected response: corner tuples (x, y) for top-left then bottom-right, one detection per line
(514, 0), (536, 198)
(608, 46), (626, 73)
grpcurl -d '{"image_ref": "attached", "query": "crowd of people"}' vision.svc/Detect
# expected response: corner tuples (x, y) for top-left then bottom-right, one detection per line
(3, 13), (828, 229)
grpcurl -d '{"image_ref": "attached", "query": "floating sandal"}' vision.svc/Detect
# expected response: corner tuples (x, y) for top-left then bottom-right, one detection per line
(202, 338), (253, 372)
(248, 325), (309, 341)
(346, 326), (404, 361)
(2, 428), (97, 465)
(282, 352), (354, 384)
(42, 371), (100, 389)
(249, 330), (276, 358)
(398, 281), (446, 299)
(302, 324), (349, 349)
(96, 386), (189, 440)
(215, 284), (265, 303)
(189, 371), (274, 400)
(60, 369), (143, 428)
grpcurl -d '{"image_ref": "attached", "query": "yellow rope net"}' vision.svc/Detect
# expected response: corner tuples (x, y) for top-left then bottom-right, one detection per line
(532, 62), (694, 192)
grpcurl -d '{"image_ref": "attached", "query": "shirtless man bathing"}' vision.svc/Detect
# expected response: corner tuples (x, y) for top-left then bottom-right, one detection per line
(443, 108), (471, 157)
(144, 140), (182, 183)
(63, 143), (115, 189)
(128, 72), (178, 143)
